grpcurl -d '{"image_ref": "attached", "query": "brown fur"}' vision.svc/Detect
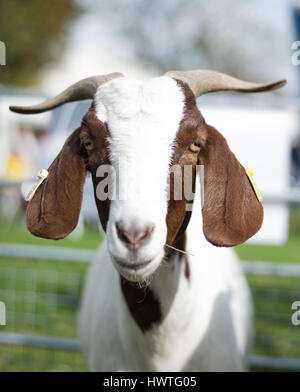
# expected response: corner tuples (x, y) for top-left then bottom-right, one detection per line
(120, 277), (162, 332)
(166, 81), (206, 246)
(166, 80), (263, 248)
(200, 125), (263, 246)
(26, 128), (86, 240)
(81, 106), (112, 231)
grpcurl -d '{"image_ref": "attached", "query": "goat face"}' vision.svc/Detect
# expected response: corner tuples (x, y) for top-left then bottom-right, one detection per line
(10, 71), (285, 282)
(82, 76), (201, 281)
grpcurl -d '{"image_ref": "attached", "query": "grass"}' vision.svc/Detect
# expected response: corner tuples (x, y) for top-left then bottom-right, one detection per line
(236, 209), (300, 264)
(0, 345), (87, 372)
(0, 214), (96, 371)
(0, 209), (300, 371)
(0, 215), (102, 249)
(247, 274), (300, 360)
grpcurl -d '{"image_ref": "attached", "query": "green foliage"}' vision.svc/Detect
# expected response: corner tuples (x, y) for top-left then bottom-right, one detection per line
(0, 0), (81, 87)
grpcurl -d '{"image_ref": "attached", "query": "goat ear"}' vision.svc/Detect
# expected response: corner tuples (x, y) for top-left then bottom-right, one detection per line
(26, 128), (86, 240)
(199, 126), (263, 247)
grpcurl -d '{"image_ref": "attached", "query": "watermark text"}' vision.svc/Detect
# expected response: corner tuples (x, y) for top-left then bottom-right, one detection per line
(291, 301), (300, 326)
(0, 301), (6, 326)
(0, 41), (6, 66)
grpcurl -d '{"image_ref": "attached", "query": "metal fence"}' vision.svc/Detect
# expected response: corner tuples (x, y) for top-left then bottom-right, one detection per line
(0, 243), (300, 371)
(0, 245), (87, 371)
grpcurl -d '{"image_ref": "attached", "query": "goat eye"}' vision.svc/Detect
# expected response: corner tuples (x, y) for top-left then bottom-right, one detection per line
(83, 140), (94, 151)
(189, 142), (201, 153)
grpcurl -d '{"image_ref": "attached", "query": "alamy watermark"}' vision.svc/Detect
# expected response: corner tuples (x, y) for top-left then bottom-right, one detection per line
(94, 162), (204, 211)
(291, 301), (300, 326)
(0, 301), (6, 326)
(0, 41), (6, 66)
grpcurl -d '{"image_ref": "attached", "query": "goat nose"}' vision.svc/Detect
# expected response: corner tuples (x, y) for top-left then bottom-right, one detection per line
(116, 223), (153, 250)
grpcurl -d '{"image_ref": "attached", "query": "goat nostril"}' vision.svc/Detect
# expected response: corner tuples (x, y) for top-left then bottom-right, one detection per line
(116, 224), (153, 249)
(116, 226), (132, 245)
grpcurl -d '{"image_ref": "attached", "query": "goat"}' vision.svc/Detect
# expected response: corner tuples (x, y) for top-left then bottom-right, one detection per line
(10, 70), (286, 371)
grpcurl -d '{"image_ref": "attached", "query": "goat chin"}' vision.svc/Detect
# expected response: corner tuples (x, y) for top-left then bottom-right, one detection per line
(110, 250), (164, 283)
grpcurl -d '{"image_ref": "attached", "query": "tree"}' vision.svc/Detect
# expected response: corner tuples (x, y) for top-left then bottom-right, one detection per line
(0, 0), (81, 87)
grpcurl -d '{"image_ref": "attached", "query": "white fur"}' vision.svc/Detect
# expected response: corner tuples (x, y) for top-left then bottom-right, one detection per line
(79, 184), (253, 371)
(79, 76), (253, 371)
(95, 77), (185, 281)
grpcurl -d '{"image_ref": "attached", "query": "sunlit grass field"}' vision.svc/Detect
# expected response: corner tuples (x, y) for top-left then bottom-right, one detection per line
(0, 209), (300, 371)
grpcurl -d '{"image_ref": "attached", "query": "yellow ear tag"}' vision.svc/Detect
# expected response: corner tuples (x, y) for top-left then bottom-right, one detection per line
(245, 167), (263, 203)
(25, 169), (49, 202)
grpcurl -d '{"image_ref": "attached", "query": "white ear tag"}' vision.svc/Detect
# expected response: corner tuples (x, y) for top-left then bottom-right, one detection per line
(25, 169), (49, 202)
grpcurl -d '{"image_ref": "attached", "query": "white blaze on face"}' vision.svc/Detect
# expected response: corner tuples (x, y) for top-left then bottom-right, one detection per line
(95, 76), (185, 269)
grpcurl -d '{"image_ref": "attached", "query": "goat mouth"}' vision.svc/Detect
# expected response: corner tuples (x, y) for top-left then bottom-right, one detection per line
(113, 257), (153, 271)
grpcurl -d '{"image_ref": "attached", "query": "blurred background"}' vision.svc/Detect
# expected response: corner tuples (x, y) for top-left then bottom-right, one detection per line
(0, 0), (300, 372)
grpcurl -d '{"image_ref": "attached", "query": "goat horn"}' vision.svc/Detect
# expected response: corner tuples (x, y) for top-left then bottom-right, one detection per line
(165, 69), (286, 97)
(9, 72), (124, 114)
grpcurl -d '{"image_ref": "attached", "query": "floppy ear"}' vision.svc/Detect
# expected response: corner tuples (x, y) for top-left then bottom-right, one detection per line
(199, 125), (263, 247)
(26, 128), (86, 240)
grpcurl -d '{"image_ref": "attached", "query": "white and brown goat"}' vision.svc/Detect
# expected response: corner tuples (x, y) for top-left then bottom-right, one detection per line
(10, 70), (285, 371)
